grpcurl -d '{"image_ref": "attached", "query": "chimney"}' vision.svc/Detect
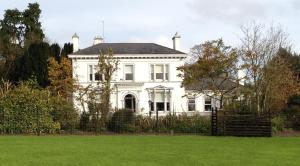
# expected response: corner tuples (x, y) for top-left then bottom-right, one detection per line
(72, 33), (79, 53)
(172, 32), (181, 50)
(93, 36), (103, 45)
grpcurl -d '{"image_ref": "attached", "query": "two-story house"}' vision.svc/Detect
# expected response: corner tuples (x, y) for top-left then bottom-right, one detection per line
(68, 33), (217, 116)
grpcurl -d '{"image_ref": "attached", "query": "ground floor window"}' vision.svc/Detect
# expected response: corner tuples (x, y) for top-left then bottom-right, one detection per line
(188, 98), (196, 111)
(149, 90), (171, 112)
(205, 97), (212, 111)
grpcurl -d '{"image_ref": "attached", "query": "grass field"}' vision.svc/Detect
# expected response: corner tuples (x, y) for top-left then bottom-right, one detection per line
(0, 135), (299, 166)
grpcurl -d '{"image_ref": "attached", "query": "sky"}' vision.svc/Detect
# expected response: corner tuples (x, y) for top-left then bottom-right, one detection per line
(1, 0), (300, 53)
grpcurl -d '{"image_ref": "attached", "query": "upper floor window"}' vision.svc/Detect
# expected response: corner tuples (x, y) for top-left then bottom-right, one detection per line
(204, 97), (212, 111)
(188, 98), (196, 111)
(150, 64), (169, 81)
(124, 65), (134, 81)
(88, 65), (103, 82)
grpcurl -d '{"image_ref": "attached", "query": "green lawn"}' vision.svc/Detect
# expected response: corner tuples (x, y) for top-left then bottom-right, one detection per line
(0, 135), (299, 166)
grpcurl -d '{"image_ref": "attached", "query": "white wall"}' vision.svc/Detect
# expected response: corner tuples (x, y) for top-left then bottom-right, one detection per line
(71, 54), (194, 115)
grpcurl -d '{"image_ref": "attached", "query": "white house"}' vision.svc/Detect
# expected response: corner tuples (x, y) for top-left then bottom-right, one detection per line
(68, 33), (221, 116)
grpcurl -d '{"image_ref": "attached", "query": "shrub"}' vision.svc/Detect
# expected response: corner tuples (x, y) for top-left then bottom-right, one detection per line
(50, 96), (79, 132)
(0, 82), (57, 134)
(271, 116), (285, 133)
(107, 109), (135, 133)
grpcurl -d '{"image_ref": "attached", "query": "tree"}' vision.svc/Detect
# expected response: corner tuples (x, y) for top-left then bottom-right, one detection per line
(19, 42), (51, 87)
(22, 2), (44, 47)
(263, 55), (299, 112)
(239, 22), (298, 113)
(0, 3), (44, 81)
(61, 43), (73, 57)
(177, 39), (240, 108)
(50, 43), (61, 63)
(48, 57), (74, 99)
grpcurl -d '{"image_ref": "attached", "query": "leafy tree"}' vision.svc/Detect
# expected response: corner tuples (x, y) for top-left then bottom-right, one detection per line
(50, 43), (61, 63)
(22, 2), (44, 47)
(48, 57), (74, 99)
(178, 39), (240, 108)
(0, 80), (58, 134)
(0, 3), (44, 81)
(61, 43), (73, 57)
(97, 48), (119, 127)
(263, 55), (299, 112)
(19, 42), (51, 87)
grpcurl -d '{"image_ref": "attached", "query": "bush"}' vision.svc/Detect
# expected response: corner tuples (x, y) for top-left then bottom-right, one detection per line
(107, 109), (135, 133)
(50, 96), (79, 132)
(271, 116), (285, 133)
(0, 82), (57, 134)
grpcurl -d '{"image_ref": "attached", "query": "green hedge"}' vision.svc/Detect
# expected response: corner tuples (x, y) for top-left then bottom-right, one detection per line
(0, 82), (78, 134)
(107, 110), (211, 134)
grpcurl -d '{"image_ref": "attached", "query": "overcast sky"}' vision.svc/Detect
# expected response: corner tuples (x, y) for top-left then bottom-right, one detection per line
(1, 0), (300, 53)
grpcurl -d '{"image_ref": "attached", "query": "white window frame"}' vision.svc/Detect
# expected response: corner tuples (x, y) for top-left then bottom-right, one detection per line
(87, 64), (104, 82)
(150, 64), (170, 82)
(187, 97), (196, 111)
(123, 63), (134, 81)
(204, 96), (212, 112)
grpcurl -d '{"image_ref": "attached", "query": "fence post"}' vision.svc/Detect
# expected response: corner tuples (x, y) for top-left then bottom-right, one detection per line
(211, 107), (218, 136)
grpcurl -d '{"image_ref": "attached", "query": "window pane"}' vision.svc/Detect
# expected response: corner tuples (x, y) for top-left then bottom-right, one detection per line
(125, 65), (133, 73)
(188, 98), (196, 111)
(205, 97), (211, 104)
(89, 65), (93, 81)
(154, 65), (163, 73)
(165, 73), (169, 80)
(151, 73), (154, 80)
(125, 74), (133, 80)
(205, 105), (212, 111)
(95, 73), (102, 81)
(156, 73), (163, 79)
(89, 74), (93, 81)
(156, 102), (164, 111)
(155, 92), (164, 102)
(167, 102), (170, 111)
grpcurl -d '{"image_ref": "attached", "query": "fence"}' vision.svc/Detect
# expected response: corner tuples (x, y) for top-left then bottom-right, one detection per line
(212, 109), (272, 137)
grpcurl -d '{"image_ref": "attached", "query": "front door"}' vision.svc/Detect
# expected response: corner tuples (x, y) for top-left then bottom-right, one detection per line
(124, 94), (136, 112)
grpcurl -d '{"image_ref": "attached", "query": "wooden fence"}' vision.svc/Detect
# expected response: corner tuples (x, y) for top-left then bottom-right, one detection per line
(212, 109), (272, 137)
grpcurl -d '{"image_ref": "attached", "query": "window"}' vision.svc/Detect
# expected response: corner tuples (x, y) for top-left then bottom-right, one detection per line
(149, 91), (170, 112)
(88, 65), (93, 81)
(204, 97), (212, 111)
(188, 98), (196, 111)
(88, 65), (103, 82)
(125, 65), (134, 81)
(95, 72), (103, 81)
(150, 64), (169, 81)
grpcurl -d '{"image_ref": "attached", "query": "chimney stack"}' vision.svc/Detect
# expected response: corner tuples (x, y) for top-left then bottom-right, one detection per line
(172, 32), (181, 51)
(93, 36), (104, 45)
(72, 33), (79, 53)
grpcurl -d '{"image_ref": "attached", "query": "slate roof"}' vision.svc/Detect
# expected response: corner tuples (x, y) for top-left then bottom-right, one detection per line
(71, 43), (185, 55)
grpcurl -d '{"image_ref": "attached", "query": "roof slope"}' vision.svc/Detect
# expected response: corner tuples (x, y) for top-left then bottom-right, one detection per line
(71, 43), (185, 55)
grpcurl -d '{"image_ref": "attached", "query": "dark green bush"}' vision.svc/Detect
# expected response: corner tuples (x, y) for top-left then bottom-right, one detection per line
(0, 82), (58, 134)
(107, 109), (135, 133)
(50, 96), (79, 132)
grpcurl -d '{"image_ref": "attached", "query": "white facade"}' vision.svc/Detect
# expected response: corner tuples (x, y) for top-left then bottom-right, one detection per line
(68, 34), (215, 116)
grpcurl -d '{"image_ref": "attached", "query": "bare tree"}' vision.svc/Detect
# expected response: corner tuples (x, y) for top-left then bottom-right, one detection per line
(239, 21), (297, 113)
